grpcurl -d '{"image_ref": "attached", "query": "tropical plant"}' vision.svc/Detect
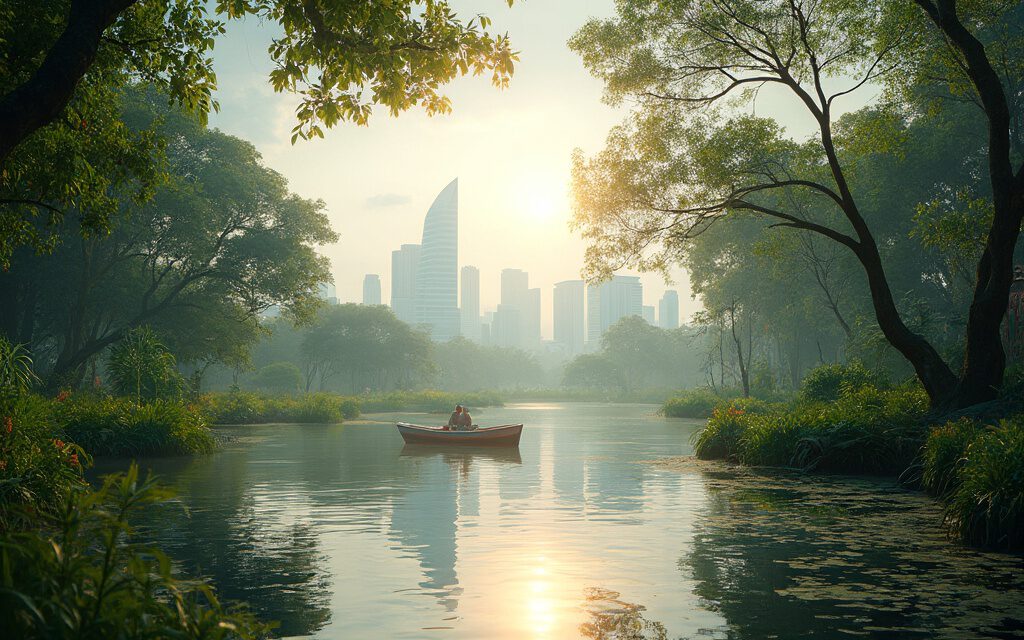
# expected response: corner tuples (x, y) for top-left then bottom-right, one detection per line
(0, 337), (39, 396)
(0, 464), (272, 638)
(57, 396), (215, 457)
(106, 327), (182, 402)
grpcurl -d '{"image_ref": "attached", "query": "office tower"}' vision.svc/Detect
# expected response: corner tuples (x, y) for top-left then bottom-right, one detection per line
(553, 280), (585, 355)
(414, 178), (460, 340)
(492, 304), (521, 349)
(526, 288), (541, 347)
(586, 283), (601, 346)
(642, 305), (655, 325)
(499, 268), (540, 349)
(391, 244), (421, 324)
(318, 282), (338, 305)
(362, 274), (381, 305)
(659, 290), (680, 329)
(460, 266), (481, 342)
(587, 275), (643, 343)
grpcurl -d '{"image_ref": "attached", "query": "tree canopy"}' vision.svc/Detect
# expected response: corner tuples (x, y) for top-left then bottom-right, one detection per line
(570, 0), (1024, 408)
(0, 0), (517, 264)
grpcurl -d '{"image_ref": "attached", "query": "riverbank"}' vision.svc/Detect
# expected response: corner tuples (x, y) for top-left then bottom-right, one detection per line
(671, 365), (1024, 551)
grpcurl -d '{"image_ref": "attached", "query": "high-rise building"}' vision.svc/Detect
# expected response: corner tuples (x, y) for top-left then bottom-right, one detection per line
(553, 280), (585, 355)
(362, 274), (381, 305)
(642, 305), (655, 325)
(498, 268), (540, 349)
(391, 244), (421, 324)
(587, 275), (643, 343)
(318, 282), (338, 305)
(492, 304), (520, 349)
(460, 266), (481, 342)
(659, 290), (680, 329)
(414, 179), (460, 341)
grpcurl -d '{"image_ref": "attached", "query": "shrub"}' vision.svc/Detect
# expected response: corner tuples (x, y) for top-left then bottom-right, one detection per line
(692, 405), (749, 460)
(689, 384), (930, 473)
(358, 390), (504, 413)
(922, 418), (978, 497)
(251, 362), (302, 394)
(663, 388), (723, 418)
(0, 465), (270, 638)
(106, 327), (184, 402)
(945, 417), (1024, 550)
(799, 361), (888, 403)
(0, 394), (87, 530)
(57, 396), (215, 457)
(0, 337), (40, 395)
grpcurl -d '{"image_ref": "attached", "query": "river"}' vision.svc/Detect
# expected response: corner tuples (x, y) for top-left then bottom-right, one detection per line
(100, 402), (1024, 639)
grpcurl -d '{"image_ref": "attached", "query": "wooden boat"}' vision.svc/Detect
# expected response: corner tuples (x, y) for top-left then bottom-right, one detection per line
(396, 422), (523, 447)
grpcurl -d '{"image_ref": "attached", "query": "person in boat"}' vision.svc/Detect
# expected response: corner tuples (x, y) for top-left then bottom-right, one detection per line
(447, 404), (474, 431)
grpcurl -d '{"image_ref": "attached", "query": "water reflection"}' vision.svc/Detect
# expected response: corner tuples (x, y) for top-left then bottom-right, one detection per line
(98, 405), (1024, 639)
(678, 461), (1024, 639)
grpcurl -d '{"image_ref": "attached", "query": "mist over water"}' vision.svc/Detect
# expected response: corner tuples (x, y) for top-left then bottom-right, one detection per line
(98, 404), (1024, 639)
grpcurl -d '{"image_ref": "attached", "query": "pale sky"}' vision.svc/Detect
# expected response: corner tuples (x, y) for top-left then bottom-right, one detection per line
(205, 1), (873, 339)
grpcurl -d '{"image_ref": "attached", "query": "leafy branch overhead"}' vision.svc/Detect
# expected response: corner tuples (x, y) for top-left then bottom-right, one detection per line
(0, 0), (518, 263)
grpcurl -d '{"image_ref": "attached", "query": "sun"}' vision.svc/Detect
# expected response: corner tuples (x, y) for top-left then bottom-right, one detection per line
(519, 179), (566, 224)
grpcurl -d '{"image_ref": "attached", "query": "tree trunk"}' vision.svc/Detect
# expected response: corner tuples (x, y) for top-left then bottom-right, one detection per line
(0, 0), (139, 166)
(728, 304), (750, 398)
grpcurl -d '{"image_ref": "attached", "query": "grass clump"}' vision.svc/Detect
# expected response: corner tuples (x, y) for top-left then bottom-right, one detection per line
(57, 396), (215, 457)
(664, 388), (725, 418)
(198, 391), (359, 424)
(690, 383), (929, 473)
(945, 418), (1024, 549)
(0, 465), (270, 638)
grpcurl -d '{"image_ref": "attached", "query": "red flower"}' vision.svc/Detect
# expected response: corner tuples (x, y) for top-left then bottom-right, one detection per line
(56, 390), (71, 402)
(69, 453), (79, 467)
(53, 438), (65, 450)
(3, 416), (11, 434)
(0, 460), (7, 471)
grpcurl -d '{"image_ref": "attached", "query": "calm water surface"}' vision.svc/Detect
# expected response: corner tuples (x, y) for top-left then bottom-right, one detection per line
(108, 403), (1024, 639)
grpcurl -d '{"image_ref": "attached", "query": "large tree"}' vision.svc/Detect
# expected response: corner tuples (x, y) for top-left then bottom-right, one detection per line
(0, 90), (335, 386)
(570, 0), (1023, 409)
(0, 0), (516, 262)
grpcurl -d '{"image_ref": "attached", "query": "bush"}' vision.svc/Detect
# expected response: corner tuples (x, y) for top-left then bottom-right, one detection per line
(106, 327), (184, 402)
(0, 465), (270, 639)
(945, 417), (1024, 550)
(0, 394), (87, 530)
(799, 361), (888, 403)
(664, 388), (723, 418)
(199, 391), (356, 424)
(922, 418), (978, 497)
(358, 390), (504, 413)
(690, 384), (930, 473)
(57, 396), (215, 457)
(251, 362), (302, 394)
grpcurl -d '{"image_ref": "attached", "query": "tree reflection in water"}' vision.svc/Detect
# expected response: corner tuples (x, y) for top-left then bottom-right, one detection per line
(676, 462), (1024, 639)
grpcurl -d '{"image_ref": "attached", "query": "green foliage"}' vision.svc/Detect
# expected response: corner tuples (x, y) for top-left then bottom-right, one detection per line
(664, 388), (727, 419)
(57, 396), (215, 457)
(0, 337), (39, 396)
(691, 384), (929, 473)
(799, 361), (888, 403)
(357, 390), (504, 414)
(251, 362), (302, 394)
(944, 417), (1024, 550)
(1, 91), (337, 386)
(198, 391), (357, 424)
(922, 418), (978, 497)
(0, 464), (271, 638)
(106, 327), (183, 402)
(0, 394), (87, 531)
(433, 337), (544, 391)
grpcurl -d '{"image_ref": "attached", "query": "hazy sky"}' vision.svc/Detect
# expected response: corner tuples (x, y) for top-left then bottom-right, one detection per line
(205, 1), (872, 338)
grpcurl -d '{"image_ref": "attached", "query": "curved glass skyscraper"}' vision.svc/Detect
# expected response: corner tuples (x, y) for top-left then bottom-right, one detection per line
(414, 178), (460, 341)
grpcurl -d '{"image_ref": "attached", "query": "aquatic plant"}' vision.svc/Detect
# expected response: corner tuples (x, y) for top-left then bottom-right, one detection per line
(921, 418), (978, 497)
(0, 464), (271, 638)
(663, 388), (724, 418)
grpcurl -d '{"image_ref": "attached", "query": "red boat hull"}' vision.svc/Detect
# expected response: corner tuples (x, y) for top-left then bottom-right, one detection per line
(396, 422), (523, 447)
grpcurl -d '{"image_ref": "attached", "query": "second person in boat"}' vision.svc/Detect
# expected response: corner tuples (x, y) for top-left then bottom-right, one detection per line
(447, 404), (474, 431)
